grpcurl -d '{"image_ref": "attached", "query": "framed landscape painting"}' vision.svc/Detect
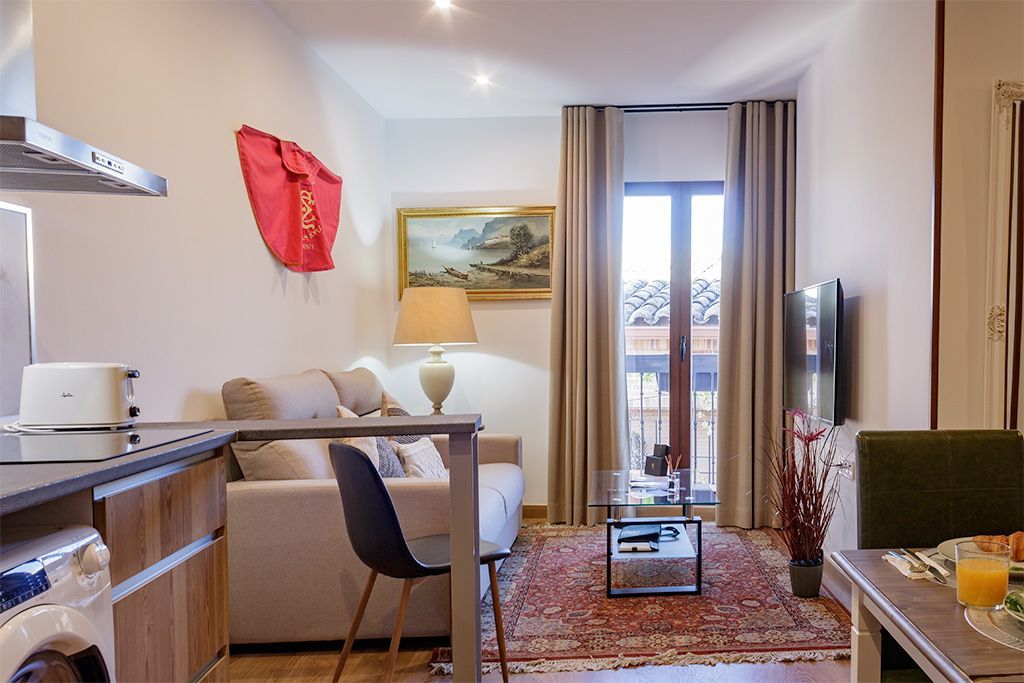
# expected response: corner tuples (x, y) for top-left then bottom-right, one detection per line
(397, 206), (555, 300)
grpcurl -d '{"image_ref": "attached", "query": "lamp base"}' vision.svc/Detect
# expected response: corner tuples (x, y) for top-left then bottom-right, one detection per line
(419, 345), (455, 415)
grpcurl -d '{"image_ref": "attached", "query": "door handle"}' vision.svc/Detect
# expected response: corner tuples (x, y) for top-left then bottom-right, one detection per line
(679, 335), (687, 360)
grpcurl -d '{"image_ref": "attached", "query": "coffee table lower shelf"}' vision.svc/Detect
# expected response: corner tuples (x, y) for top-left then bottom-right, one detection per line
(604, 510), (703, 598)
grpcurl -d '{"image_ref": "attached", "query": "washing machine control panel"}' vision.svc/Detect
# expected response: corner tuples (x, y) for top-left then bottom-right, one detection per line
(0, 559), (50, 614)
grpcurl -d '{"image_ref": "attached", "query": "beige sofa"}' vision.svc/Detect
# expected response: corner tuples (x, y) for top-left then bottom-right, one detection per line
(222, 368), (525, 644)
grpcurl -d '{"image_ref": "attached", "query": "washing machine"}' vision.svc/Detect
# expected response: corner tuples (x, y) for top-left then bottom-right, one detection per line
(0, 526), (115, 682)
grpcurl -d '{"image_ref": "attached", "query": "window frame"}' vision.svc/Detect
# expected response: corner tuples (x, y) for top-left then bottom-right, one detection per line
(624, 180), (724, 469)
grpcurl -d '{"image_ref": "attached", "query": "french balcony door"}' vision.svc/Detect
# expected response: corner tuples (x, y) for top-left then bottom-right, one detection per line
(623, 181), (724, 487)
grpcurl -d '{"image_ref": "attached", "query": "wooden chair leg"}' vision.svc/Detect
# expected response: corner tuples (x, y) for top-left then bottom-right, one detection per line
(333, 570), (378, 683)
(488, 562), (510, 683)
(384, 578), (414, 683)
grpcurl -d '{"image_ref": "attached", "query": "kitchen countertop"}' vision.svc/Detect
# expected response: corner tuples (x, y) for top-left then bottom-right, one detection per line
(0, 428), (236, 516)
(0, 414), (483, 517)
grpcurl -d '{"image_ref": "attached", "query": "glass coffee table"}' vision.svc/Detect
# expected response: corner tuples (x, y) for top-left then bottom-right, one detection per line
(588, 468), (720, 597)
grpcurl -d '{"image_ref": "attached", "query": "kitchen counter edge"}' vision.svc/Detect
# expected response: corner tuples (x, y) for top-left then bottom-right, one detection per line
(0, 429), (236, 516)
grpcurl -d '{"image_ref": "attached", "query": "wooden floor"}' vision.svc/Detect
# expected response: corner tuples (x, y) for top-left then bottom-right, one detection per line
(229, 646), (850, 682)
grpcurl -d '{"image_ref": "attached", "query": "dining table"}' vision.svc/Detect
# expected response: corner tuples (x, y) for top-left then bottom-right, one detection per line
(832, 549), (1024, 682)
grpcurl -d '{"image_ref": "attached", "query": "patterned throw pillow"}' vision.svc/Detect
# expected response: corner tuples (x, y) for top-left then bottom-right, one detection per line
(375, 437), (406, 479)
(334, 405), (379, 469)
(391, 437), (449, 479)
(380, 391), (430, 445)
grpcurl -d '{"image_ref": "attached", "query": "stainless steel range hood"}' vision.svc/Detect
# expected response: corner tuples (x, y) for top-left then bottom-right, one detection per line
(0, 1), (167, 196)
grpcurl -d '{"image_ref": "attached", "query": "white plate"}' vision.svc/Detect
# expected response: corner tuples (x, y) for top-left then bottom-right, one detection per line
(937, 537), (1024, 572)
(1005, 592), (1024, 624)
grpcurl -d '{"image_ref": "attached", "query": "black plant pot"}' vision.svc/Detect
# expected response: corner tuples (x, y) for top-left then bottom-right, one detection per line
(788, 557), (824, 598)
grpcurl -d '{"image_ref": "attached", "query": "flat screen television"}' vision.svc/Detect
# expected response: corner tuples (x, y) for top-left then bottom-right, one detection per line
(783, 279), (845, 425)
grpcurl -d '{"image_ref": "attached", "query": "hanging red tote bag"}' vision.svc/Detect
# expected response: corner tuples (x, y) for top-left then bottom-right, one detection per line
(235, 125), (343, 272)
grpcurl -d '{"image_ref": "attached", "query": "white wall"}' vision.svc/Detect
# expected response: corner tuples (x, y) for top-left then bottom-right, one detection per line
(385, 117), (561, 505)
(0, 0), (391, 419)
(796, 0), (935, 575)
(385, 112), (728, 506)
(937, 0), (1024, 427)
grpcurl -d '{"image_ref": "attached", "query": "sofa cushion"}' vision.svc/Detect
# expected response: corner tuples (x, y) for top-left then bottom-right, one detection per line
(234, 439), (332, 480)
(223, 369), (339, 420)
(375, 438), (406, 478)
(324, 368), (383, 416)
(392, 437), (448, 479)
(381, 391), (429, 444)
(334, 405), (379, 469)
(478, 463), (526, 518)
(478, 483), (510, 545)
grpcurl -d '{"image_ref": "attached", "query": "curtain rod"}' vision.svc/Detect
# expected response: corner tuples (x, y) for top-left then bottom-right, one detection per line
(581, 102), (732, 113)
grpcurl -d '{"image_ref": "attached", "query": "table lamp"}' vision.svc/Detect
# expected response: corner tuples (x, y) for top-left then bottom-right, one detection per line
(394, 287), (478, 414)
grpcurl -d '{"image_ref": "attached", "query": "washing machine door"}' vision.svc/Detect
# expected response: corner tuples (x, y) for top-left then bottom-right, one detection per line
(0, 605), (112, 683)
(8, 650), (88, 682)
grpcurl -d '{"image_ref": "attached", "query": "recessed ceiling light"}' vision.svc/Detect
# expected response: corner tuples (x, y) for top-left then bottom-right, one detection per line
(434, 0), (453, 9)
(474, 74), (491, 87)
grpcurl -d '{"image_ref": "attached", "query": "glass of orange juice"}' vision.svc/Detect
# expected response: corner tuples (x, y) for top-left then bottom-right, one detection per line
(955, 540), (1010, 609)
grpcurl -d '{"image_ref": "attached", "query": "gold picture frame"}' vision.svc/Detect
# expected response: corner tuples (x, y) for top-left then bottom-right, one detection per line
(397, 205), (555, 301)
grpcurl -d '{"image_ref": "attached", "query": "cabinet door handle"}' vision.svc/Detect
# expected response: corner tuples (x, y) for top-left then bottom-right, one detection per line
(679, 335), (688, 360)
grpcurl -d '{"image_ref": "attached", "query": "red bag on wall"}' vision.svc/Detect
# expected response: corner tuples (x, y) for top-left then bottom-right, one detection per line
(235, 125), (343, 272)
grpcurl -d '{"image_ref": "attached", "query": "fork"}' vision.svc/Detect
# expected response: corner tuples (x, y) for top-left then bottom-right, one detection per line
(887, 550), (928, 573)
(898, 549), (929, 573)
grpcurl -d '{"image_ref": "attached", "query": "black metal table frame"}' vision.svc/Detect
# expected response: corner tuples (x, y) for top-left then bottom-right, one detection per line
(604, 506), (703, 598)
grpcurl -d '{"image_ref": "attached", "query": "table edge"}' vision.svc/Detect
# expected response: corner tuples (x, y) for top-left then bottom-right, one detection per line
(832, 550), (971, 682)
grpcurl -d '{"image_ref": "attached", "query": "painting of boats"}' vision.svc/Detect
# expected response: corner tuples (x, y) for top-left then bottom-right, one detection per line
(398, 206), (554, 300)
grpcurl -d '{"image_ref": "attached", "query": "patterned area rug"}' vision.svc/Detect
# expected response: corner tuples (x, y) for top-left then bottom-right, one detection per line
(432, 523), (850, 675)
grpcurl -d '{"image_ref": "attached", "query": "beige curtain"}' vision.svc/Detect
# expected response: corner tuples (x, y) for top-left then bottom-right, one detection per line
(716, 101), (796, 529)
(548, 106), (628, 525)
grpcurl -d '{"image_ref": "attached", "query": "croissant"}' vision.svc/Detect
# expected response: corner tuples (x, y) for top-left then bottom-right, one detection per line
(973, 534), (1010, 553)
(1010, 531), (1024, 562)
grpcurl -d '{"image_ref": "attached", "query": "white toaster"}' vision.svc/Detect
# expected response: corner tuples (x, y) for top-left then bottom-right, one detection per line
(18, 363), (141, 429)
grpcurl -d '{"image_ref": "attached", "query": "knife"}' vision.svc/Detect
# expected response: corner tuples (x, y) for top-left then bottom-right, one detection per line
(900, 548), (947, 584)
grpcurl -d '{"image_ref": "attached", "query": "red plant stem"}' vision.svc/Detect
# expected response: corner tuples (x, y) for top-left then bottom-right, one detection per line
(766, 412), (843, 563)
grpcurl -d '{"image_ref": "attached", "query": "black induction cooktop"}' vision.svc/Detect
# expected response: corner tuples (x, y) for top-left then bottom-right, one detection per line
(0, 428), (213, 464)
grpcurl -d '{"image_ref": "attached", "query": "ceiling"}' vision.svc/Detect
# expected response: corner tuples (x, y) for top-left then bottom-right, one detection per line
(270, 0), (856, 119)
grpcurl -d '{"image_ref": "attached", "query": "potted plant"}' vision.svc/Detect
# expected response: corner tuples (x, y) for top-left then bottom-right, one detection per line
(766, 410), (843, 598)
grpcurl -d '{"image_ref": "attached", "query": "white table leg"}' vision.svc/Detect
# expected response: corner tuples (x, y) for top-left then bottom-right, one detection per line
(448, 432), (482, 682)
(850, 584), (882, 683)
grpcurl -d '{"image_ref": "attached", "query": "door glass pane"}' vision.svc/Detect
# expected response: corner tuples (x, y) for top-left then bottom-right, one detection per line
(623, 195), (671, 470)
(690, 195), (724, 490)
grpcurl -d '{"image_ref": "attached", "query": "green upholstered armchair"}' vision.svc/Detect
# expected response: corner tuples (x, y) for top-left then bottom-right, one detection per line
(856, 430), (1023, 681)
(856, 430), (1024, 550)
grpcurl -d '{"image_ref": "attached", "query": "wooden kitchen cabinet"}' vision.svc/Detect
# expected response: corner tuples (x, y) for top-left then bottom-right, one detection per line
(196, 656), (230, 683)
(94, 455), (225, 584)
(113, 539), (227, 682)
(95, 452), (229, 682)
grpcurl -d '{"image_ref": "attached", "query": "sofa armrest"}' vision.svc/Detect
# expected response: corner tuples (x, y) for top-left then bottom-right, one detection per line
(432, 433), (522, 468)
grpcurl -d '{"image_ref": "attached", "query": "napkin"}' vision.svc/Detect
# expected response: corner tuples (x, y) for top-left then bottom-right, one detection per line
(915, 551), (952, 578)
(883, 554), (932, 579)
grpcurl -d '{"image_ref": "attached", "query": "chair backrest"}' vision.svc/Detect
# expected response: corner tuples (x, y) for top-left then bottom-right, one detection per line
(856, 430), (1024, 549)
(329, 443), (427, 578)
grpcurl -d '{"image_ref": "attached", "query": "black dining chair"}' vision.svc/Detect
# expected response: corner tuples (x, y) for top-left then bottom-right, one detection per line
(328, 443), (511, 683)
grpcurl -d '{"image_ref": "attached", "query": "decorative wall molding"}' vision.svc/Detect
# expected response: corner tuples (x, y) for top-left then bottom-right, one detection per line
(983, 81), (1023, 428)
(995, 80), (1024, 116)
(986, 305), (1006, 341)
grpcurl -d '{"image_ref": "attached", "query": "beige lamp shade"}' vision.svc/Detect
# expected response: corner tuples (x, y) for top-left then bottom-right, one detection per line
(394, 287), (478, 346)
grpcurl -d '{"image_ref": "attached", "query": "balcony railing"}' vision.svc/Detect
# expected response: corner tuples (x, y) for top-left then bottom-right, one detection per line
(625, 354), (718, 490)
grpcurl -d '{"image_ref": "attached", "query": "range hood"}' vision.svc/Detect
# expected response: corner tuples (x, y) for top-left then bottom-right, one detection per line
(0, 1), (167, 196)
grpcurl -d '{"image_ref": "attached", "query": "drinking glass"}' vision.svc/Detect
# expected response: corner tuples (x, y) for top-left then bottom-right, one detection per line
(955, 540), (1010, 609)
(607, 471), (626, 505)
